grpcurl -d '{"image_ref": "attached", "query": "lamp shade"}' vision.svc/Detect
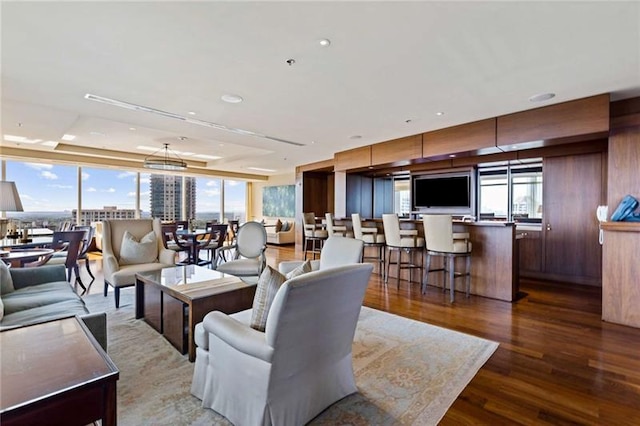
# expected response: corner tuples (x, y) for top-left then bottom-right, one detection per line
(0, 181), (24, 212)
(143, 143), (187, 171)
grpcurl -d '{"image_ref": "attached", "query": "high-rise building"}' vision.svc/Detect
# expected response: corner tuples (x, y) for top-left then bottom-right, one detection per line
(72, 206), (136, 225)
(150, 175), (196, 221)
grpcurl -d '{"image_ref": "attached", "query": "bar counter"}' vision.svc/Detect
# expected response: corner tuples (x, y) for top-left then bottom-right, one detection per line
(333, 217), (518, 302)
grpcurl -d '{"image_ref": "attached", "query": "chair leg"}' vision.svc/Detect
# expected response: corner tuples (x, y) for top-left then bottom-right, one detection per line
(384, 247), (391, 285)
(74, 265), (86, 293)
(449, 255), (456, 303)
(466, 254), (472, 297)
(104, 281), (109, 297)
(85, 258), (95, 282)
(422, 253), (431, 294)
(115, 287), (121, 308)
(397, 249), (402, 289)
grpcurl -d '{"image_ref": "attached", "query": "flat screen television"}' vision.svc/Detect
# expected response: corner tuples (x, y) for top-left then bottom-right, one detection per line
(413, 174), (471, 209)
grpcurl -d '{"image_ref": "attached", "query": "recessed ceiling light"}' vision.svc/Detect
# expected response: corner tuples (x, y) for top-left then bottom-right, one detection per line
(129, 127), (136, 131)
(193, 154), (222, 160)
(221, 94), (243, 104)
(89, 131), (106, 136)
(529, 93), (556, 102)
(248, 167), (277, 172)
(449, 154), (456, 158)
(349, 135), (362, 140)
(61, 134), (76, 141)
(436, 112), (444, 116)
(319, 38), (331, 47)
(188, 111), (196, 115)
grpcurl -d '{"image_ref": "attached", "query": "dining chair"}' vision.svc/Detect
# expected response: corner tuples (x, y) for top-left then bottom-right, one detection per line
(72, 225), (96, 285)
(381, 213), (424, 289)
(422, 214), (472, 303)
(161, 223), (191, 264)
(198, 223), (228, 268)
(43, 230), (87, 293)
(325, 213), (352, 237)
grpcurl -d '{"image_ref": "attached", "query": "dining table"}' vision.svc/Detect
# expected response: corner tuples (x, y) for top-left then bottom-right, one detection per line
(0, 248), (55, 268)
(175, 229), (210, 265)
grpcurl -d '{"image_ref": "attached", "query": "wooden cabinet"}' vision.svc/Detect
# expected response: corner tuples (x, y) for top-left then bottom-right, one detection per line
(335, 146), (371, 171)
(518, 229), (542, 274)
(423, 118), (499, 160)
(371, 134), (422, 166)
(497, 94), (610, 151)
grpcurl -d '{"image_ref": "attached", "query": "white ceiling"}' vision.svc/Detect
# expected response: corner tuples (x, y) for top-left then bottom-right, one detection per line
(2, 1), (639, 179)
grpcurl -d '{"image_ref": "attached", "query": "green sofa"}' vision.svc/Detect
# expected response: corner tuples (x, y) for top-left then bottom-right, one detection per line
(0, 263), (107, 350)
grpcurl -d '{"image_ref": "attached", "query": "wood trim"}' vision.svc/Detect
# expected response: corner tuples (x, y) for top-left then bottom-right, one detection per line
(0, 147), (267, 180)
(423, 118), (499, 159)
(610, 96), (640, 117)
(611, 112), (640, 131)
(295, 158), (334, 173)
(371, 134), (422, 166)
(334, 146), (371, 171)
(497, 94), (610, 147)
(601, 222), (640, 232)
(514, 139), (608, 159)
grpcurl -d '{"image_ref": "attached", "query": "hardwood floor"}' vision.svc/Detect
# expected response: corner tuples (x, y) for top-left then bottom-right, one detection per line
(84, 244), (640, 425)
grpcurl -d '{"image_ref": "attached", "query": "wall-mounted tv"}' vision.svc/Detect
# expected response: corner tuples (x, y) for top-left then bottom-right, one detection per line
(413, 173), (472, 209)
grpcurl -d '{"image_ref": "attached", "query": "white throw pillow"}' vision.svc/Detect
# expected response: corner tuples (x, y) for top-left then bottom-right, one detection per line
(250, 266), (287, 332)
(0, 261), (14, 294)
(119, 230), (158, 265)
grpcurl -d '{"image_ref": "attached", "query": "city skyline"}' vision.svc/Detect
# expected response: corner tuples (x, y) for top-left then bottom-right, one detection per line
(4, 160), (246, 215)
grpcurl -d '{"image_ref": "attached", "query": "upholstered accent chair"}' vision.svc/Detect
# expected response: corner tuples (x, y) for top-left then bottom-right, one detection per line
(215, 221), (267, 279)
(278, 235), (364, 275)
(191, 263), (374, 426)
(422, 214), (472, 303)
(102, 219), (175, 308)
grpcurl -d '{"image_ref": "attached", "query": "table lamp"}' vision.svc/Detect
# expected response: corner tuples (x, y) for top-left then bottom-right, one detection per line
(0, 181), (24, 239)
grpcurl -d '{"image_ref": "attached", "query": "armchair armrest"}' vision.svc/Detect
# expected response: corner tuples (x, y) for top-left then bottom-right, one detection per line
(203, 311), (274, 362)
(10, 264), (67, 290)
(159, 248), (176, 265)
(102, 253), (119, 278)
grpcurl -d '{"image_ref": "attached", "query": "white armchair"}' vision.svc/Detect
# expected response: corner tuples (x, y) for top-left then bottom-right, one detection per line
(102, 218), (175, 308)
(191, 263), (374, 426)
(278, 236), (364, 275)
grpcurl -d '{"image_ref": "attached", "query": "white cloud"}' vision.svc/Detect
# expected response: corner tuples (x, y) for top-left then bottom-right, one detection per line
(103, 188), (116, 193)
(206, 180), (219, 187)
(47, 184), (72, 189)
(25, 163), (53, 170)
(40, 170), (58, 180)
(204, 189), (221, 197)
(87, 187), (97, 192)
(129, 190), (151, 197)
(118, 171), (136, 179)
(225, 180), (240, 186)
(82, 172), (90, 180)
(20, 194), (34, 200)
(140, 177), (150, 184)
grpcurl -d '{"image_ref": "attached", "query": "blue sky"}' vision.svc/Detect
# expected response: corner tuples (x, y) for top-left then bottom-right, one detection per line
(6, 160), (246, 213)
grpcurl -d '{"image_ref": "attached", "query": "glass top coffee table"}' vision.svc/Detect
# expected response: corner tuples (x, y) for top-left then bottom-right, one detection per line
(135, 265), (257, 362)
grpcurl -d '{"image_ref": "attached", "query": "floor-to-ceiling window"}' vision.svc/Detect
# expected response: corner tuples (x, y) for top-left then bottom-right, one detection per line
(196, 177), (222, 227)
(223, 180), (246, 222)
(81, 167), (138, 225)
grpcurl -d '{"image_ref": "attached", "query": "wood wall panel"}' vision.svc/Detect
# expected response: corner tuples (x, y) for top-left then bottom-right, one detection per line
(423, 118), (499, 159)
(371, 134), (422, 166)
(497, 94), (610, 148)
(334, 146), (371, 171)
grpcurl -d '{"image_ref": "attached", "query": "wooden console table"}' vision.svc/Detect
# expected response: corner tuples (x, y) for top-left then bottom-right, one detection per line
(0, 316), (119, 425)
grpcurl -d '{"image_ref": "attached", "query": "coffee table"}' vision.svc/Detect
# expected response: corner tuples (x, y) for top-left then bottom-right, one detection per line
(0, 316), (119, 426)
(135, 265), (257, 362)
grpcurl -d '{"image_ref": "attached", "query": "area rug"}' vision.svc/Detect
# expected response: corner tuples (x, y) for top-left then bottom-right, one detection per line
(84, 290), (498, 425)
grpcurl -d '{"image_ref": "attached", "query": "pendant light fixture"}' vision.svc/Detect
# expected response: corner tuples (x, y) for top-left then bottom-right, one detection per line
(143, 143), (187, 170)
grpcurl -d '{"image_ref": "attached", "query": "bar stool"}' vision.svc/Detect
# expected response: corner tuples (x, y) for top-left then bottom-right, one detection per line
(325, 213), (353, 237)
(381, 214), (424, 288)
(303, 212), (328, 260)
(351, 213), (385, 280)
(421, 214), (472, 303)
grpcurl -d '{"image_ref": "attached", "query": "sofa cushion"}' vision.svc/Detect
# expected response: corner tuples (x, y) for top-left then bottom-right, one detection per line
(120, 230), (158, 265)
(281, 221), (290, 232)
(0, 261), (14, 294)
(285, 260), (312, 279)
(250, 266), (287, 332)
(0, 299), (89, 328)
(109, 262), (168, 287)
(2, 281), (81, 315)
